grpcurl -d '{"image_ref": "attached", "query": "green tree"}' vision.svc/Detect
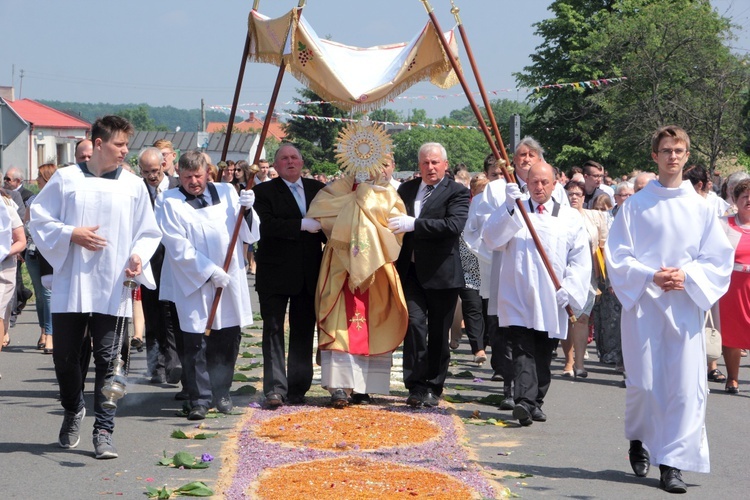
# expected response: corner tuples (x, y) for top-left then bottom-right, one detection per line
(369, 108), (403, 123)
(116, 105), (168, 131)
(444, 98), (532, 129)
(283, 88), (348, 169)
(516, 0), (748, 175)
(392, 127), (488, 172)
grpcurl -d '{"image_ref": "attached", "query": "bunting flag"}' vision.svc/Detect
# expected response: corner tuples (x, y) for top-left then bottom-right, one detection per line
(247, 7), (461, 112)
(212, 77), (628, 111)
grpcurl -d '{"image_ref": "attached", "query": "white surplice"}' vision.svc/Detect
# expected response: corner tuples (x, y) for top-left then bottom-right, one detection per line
(156, 182), (260, 333)
(29, 166), (161, 316)
(605, 180), (733, 473)
(482, 199), (591, 339)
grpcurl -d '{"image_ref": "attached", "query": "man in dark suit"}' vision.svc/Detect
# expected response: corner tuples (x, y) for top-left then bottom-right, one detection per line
(138, 148), (183, 392)
(388, 142), (470, 407)
(253, 144), (326, 408)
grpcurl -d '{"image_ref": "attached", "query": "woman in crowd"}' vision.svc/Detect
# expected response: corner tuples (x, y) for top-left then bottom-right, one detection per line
(0, 189), (27, 354)
(718, 178), (750, 393)
(24, 164), (56, 354)
(234, 160), (253, 192)
(220, 160), (236, 183)
(561, 180), (608, 378)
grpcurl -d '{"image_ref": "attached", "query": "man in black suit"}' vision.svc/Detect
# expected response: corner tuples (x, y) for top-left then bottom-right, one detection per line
(388, 142), (470, 407)
(253, 144), (326, 408)
(138, 148), (183, 391)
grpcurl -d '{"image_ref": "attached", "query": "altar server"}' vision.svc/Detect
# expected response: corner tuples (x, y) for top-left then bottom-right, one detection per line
(29, 115), (161, 459)
(156, 150), (259, 420)
(483, 162), (590, 426)
(606, 125), (733, 493)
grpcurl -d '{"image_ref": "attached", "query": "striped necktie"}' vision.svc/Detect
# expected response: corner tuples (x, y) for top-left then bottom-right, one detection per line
(423, 184), (434, 203)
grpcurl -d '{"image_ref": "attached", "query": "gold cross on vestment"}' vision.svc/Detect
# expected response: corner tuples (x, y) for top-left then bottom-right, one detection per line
(349, 311), (367, 330)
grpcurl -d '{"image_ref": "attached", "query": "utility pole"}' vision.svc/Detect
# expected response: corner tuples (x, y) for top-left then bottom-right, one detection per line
(201, 99), (206, 132)
(19, 69), (24, 99)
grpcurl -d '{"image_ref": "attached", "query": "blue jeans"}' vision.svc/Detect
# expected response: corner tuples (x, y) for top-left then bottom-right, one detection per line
(25, 253), (52, 334)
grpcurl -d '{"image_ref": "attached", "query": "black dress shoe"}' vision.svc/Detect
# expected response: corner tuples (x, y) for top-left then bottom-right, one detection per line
(499, 396), (515, 411)
(330, 389), (348, 409)
(166, 367), (182, 385)
(531, 407), (547, 422)
(287, 394), (306, 405)
(659, 466), (687, 493)
(406, 392), (424, 408)
(215, 395), (234, 414)
(629, 440), (650, 477)
(174, 390), (190, 401)
(423, 389), (440, 407)
(512, 404), (533, 426)
(350, 393), (371, 405)
(265, 393), (284, 409)
(187, 405), (208, 421)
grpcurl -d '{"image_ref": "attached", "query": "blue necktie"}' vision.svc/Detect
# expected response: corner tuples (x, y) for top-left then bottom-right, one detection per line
(291, 183), (306, 216)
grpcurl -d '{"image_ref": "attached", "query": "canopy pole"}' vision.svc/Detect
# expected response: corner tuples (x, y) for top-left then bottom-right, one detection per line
(205, 7), (302, 336)
(420, 0), (575, 322)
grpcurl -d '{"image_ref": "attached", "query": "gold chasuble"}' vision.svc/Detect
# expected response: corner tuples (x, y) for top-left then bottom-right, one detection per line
(307, 176), (408, 356)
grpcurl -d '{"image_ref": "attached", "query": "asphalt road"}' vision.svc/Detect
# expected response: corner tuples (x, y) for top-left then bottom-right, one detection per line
(1, 283), (749, 499)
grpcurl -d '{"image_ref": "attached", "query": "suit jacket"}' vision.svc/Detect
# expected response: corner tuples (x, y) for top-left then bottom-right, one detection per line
(253, 177), (326, 296)
(144, 176), (180, 280)
(396, 177), (470, 289)
(18, 186), (33, 204)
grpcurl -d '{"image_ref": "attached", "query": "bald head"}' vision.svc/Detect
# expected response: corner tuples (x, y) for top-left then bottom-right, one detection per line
(634, 172), (657, 193)
(138, 147), (166, 188)
(75, 139), (93, 163)
(527, 162), (556, 204)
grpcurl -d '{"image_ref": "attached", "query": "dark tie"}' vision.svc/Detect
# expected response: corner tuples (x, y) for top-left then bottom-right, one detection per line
(521, 184), (528, 194)
(197, 194), (208, 208)
(537, 204), (545, 214)
(423, 184), (434, 203)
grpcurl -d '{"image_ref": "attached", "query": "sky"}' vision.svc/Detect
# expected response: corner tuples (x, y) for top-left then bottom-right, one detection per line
(1, 0), (749, 125)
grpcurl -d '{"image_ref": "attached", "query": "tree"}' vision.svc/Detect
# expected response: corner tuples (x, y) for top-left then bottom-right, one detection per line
(444, 98), (532, 129)
(515, 0), (748, 175)
(116, 105), (167, 131)
(391, 127), (488, 172)
(283, 88), (348, 170)
(368, 108), (403, 123)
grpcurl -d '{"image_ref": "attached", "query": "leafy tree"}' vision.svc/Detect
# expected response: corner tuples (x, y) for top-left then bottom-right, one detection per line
(515, 0), (748, 175)
(368, 108), (403, 123)
(283, 88), (348, 168)
(392, 127), (488, 172)
(445, 98), (532, 129)
(116, 105), (166, 131)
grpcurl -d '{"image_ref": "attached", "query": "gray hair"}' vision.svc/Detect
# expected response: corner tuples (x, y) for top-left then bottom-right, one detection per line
(418, 142), (447, 161)
(138, 147), (164, 167)
(178, 149), (208, 172)
(615, 181), (634, 194)
(6, 166), (24, 181)
(515, 136), (545, 161)
(726, 171), (750, 204)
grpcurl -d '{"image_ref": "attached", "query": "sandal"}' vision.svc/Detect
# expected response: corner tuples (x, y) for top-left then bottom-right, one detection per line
(708, 369), (727, 383)
(2, 334), (9, 348)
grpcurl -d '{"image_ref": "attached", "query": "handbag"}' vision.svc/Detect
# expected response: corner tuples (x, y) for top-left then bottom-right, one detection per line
(705, 309), (722, 363)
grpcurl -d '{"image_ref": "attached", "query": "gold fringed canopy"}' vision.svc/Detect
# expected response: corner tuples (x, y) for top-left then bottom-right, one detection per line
(247, 7), (461, 112)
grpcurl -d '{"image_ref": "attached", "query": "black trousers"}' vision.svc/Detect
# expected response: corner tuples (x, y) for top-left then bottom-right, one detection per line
(182, 326), (241, 408)
(141, 286), (181, 378)
(508, 325), (557, 411)
(402, 264), (459, 397)
(52, 313), (128, 434)
(259, 290), (315, 400)
(490, 321), (514, 396)
(458, 288), (485, 353)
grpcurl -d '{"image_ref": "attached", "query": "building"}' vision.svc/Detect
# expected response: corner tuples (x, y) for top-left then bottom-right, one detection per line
(206, 112), (286, 141)
(128, 130), (266, 165)
(1, 97), (90, 180)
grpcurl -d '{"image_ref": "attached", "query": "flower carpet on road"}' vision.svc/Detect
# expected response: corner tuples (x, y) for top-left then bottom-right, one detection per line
(218, 397), (497, 499)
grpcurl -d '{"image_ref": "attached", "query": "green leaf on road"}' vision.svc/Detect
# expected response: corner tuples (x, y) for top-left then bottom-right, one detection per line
(175, 481), (214, 496)
(235, 385), (257, 395)
(454, 370), (474, 378)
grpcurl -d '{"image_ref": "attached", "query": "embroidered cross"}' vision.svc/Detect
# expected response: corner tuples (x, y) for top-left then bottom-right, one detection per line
(349, 311), (367, 330)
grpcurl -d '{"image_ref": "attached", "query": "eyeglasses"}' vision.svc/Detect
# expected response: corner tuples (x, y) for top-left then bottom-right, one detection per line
(567, 192), (584, 197)
(658, 148), (687, 157)
(615, 192), (632, 198)
(3, 177), (11, 182)
(585, 173), (604, 179)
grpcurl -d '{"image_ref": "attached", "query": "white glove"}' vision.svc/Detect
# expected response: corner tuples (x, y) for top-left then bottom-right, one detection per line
(388, 215), (416, 234)
(556, 287), (570, 308)
(239, 189), (255, 208)
(505, 183), (523, 210)
(209, 267), (231, 288)
(301, 217), (322, 233)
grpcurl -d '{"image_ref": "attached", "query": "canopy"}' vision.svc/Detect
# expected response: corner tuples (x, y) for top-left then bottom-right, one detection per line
(248, 7), (460, 112)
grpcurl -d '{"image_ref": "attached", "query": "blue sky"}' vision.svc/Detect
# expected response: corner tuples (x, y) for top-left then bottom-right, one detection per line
(1, 0), (748, 122)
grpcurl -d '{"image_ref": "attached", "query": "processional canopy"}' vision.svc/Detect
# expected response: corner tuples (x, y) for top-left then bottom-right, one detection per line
(247, 7), (461, 112)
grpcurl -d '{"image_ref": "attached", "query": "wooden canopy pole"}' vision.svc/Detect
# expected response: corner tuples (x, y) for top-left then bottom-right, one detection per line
(420, 0), (575, 321)
(205, 1), (305, 335)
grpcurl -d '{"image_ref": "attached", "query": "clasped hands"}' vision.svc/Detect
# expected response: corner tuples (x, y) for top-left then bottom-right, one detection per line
(653, 267), (685, 291)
